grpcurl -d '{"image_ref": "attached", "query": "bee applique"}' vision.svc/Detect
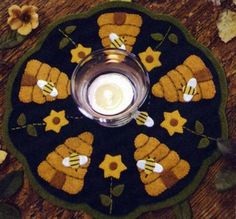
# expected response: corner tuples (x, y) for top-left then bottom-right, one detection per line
(37, 80), (58, 97)
(109, 33), (126, 50)
(133, 111), (154, 127)
(152, 55), (216, 102)
(38, 132), (94, 194)
(182, 78), (197, 102)
(62, 153), (88, 169)
(137, 157), (163, 175)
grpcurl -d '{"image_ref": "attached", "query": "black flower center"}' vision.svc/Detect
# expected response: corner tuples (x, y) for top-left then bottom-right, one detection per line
(21, 13), (31, 23)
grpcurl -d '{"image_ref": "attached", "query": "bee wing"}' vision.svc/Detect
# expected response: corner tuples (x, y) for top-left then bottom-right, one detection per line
(144, 116), (154, 127)
(109, 32), (119, 42)
(109, 32), (126, 50)
(62, 157), (70, 167)
(50, 87), (58, 97)
(136, 160), (146, 170)
(37, 80), (47, 89)
(133, 111), (145, 119)
(153, 163), (164, 173)
(183, 78), (197, 102)
(79, 155), (88, 166)
(119, 44), (126, 50)
(183, 93), (194, 102)
(187, 78), (197, 88)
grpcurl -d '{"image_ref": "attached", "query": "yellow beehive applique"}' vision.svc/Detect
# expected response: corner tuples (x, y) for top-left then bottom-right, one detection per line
(152, 55), (216, 102)
(134, 133), (190, 197)
(19, 59), (70, 104)
(97, 12), (143, 52)
(37, 132), (94, 194)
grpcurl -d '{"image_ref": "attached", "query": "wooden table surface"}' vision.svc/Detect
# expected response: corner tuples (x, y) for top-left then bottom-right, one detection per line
(0, 0), (236, 218)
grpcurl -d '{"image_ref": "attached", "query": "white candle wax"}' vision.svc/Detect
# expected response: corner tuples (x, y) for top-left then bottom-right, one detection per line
(88, 73), (134, 115)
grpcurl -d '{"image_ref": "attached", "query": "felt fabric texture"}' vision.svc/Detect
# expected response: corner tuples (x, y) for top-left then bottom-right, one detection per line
(2, 2), (228, 219)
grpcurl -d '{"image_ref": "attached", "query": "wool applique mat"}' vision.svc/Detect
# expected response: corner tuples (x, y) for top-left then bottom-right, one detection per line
(3, 2), (228, 219)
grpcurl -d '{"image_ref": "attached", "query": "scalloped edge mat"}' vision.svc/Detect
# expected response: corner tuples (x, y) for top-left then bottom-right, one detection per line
(2, 2), (228, 219)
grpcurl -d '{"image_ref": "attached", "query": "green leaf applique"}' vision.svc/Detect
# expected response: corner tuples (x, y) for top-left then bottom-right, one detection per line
(100, 194), (112, 207)
(168, 33), (178, 44)
(215, 167), (236, 192)
(173, 200), (192, 219)
(17, 113), (26, 126)
(26, 124), (38, 137)
(0, 203), (21, 219)
(111, 184), (125, 197)
(64, 25), (76, 34)
(198, 137), (210, 148)
(151, 33), (164, 41)
(59, 37), (70, 49)
(195, 120), (204, 134)
(0, 171), (24, 199)
(0, 31), (27, 50)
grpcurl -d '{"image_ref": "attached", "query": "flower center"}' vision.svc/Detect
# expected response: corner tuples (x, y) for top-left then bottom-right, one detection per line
(145, 55), (154, 63)
(170, 119), (178, 126)
(78, 51), (86, 58)
(109, 162), (118, 170)
(21, 13), (31, 23)
(53, 117), (61, 125)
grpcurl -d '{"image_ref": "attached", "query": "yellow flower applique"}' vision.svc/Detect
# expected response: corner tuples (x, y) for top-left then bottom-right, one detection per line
(99, 154), (127, 179)
(70, 44), (92, 64)
(7, 4), (39, 36)
(138, 47), (162, 72)
(43, 110), (69, 133)
(160, 110), (187, 136)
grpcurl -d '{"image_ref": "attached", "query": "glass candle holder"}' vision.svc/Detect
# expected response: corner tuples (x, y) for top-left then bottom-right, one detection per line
(71, 48), (150, 127)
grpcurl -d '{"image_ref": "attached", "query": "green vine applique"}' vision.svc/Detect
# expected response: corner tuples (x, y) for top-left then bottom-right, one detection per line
(138, 27), (177, 72)
(11, 110), (83, 136)
(151, 26), (178, 50)
(138, 27), (177, 73)
(12, 112), (42, 136)
(99, 154), (127, 214)
(58, 28), (92, 64)
(160, 110), (217, 148)
(184, 120), (217, 148)
(100, 180), (125, 214)
(58, 26), (77, 49)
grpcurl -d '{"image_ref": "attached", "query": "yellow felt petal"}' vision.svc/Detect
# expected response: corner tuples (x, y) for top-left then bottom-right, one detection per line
(8, 5), (21, 17)
(17, 22), (32, 35)
(31, 13), (39, 29)
(7, 17), (22, 30)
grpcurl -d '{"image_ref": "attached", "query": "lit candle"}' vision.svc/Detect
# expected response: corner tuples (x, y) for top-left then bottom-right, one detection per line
(88, 73), (134, 115)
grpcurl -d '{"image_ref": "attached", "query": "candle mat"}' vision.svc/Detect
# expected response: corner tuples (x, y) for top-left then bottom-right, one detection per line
(3, 2), (227, 219)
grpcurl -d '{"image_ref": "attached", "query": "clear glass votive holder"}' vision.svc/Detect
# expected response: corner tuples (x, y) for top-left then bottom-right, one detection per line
(71, 48), (150, 127)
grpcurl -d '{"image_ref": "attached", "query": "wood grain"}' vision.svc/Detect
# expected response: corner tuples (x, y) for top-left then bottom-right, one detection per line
(0, 0), (236, 218)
